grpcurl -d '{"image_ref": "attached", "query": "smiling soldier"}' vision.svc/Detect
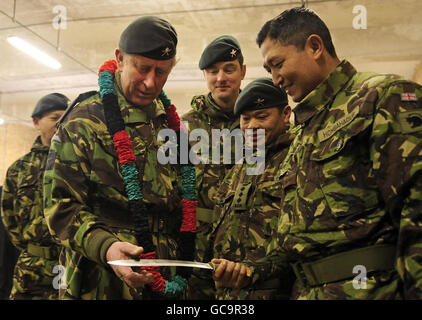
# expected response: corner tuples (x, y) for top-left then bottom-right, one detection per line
(210, 77), (295, 300)
(181, 35), (247, 299)
(250, 7), (422, 299)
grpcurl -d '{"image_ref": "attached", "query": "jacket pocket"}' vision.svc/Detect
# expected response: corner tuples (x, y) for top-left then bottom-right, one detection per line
(309, 115), (378, 218)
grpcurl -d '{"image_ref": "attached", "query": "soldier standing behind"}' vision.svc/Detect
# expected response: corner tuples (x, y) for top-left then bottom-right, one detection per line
(251, 7), (422, 299)
(211, 78), (295, 300)
(0, 185), (20, 299)
(181, 35), (246, 299)
(1, 93), (69, 299)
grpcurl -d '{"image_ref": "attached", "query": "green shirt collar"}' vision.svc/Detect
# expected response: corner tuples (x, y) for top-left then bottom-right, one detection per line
(114, 70), (166, 124)
(205, 92), (235, 121)
(32, 136), (50, 152)
(294, 60), (357, 125)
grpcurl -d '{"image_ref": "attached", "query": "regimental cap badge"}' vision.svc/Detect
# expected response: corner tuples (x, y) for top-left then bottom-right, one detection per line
(162, 47), (172, 56)
(230, 49), (237, 57)
(255, 97), (265, 107)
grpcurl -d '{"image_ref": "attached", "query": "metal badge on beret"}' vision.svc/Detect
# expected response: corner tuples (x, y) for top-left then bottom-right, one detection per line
(31, 93), (69, 118)
(119, 16), (177, 60)
(199, 35), (242, 70)
(234, 77), (288, 116)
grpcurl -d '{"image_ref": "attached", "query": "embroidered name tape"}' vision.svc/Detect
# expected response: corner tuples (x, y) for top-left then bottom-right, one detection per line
(318, 108), (359, 142)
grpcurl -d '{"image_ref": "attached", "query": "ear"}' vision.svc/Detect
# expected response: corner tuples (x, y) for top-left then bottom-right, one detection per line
(240, 64), (247, 80)
(282, 105), (292, 124)
(305, 34), (324, 60)
(115, 48), (124, 71)
(32, 117), (40, 130)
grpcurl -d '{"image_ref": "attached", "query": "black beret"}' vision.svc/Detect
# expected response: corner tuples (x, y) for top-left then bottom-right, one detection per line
(119, 16), (177, 60)
(199, 35), (242, 70)
(234, 78), (288, 116)
(31, 93), (69, 118)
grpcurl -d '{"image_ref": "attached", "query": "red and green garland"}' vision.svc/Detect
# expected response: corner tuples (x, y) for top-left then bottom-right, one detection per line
(98, 60), (197, 296)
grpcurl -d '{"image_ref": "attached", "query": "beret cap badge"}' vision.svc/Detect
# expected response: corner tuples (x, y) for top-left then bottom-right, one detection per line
(162, 47), (172, 56)
(255, 97), (265, 107)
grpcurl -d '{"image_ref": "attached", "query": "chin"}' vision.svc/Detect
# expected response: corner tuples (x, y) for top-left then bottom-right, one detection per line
(132, 97), (155, 107)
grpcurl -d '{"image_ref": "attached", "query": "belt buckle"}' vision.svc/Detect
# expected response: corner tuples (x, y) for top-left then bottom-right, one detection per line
(291, 261), (308, 287)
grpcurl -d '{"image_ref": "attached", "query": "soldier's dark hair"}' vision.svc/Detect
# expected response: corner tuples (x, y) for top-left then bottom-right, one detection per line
(235, 52), (244, 68)
(256, 7), (337, 58)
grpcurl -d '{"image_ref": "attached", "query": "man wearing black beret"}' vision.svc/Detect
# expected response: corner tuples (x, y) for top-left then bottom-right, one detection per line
(43, 17), (188, 299)
(210, 78), (296, 300)
(1, 93), (68, 299)
(181, 35), (246, 299)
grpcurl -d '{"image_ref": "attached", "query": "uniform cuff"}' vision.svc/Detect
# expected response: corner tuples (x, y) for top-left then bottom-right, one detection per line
(85, 228), (120, 266)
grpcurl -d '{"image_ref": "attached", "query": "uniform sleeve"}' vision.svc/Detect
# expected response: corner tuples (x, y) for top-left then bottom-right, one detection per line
(43, 120), (119, 267)
(242, 223), (294, 289)
(1, 162), (26, 251)
(370, 81), (422, 299)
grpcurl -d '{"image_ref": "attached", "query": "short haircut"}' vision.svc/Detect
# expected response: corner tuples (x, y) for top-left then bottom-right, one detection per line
(256, 7), (337, 58)
(236, 52), (244, 68)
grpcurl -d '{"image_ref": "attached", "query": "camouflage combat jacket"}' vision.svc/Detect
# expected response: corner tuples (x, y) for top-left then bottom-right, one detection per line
(43, 71), (183, 300)
(1, 136), (60, 299)
(212, 132), (295, 300)
(252, 60), (422, 300)
(181, 93), (239, 299)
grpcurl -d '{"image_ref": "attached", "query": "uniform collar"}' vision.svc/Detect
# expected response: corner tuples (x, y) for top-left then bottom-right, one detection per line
(205, 92), (235, 121)
(114, 70), (166, 124)
(266, 131), (294, 154)
(31, 135), (50, 152)
(293, 60), (357, 125)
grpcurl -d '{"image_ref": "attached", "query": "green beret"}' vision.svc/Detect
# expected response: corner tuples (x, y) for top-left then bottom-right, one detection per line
(199, 35), (242, 70)
(31, 93), (69, 118)
(119, 16), (177, 60)
(234, 78), (288, 116)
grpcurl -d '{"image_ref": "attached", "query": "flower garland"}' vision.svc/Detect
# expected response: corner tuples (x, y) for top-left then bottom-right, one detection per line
(98, 60), (197, 296)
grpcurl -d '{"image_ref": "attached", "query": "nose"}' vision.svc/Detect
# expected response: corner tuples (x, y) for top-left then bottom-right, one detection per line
(143, 70), (156, 90)
(246, 118), (260, 130)
(272, 71), (283, 88)
(216, 70), (227, 82)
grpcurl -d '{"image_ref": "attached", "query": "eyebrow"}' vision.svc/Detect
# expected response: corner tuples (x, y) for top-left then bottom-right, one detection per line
(243, 109), (269, 117)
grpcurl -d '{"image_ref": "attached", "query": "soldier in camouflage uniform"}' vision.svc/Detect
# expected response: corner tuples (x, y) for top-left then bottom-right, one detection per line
(211, 78), (295, 300)
(43, 17), (184, 300)
(246, 7), (422, 299)
(181, 35), (246, 299)
(1, 93), (69, 299)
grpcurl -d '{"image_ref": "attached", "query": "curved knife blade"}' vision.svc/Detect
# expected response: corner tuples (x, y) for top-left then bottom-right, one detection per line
(108, 258), (214, 270)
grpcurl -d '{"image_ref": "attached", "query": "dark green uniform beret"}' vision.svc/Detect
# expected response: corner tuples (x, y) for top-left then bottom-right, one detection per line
(119, 16), (177, 60)
(234, 77), (288, 116)
(199, 35), (242, 70)
(31, 93), (69, 118)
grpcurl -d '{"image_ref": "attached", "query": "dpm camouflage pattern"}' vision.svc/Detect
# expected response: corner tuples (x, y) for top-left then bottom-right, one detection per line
(212, 132), (295, 300)
(1, 136), (60, 299)
(43, 71), (183, 300)
(253, 60), (422, 300)
(181, 93), (240, 299)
